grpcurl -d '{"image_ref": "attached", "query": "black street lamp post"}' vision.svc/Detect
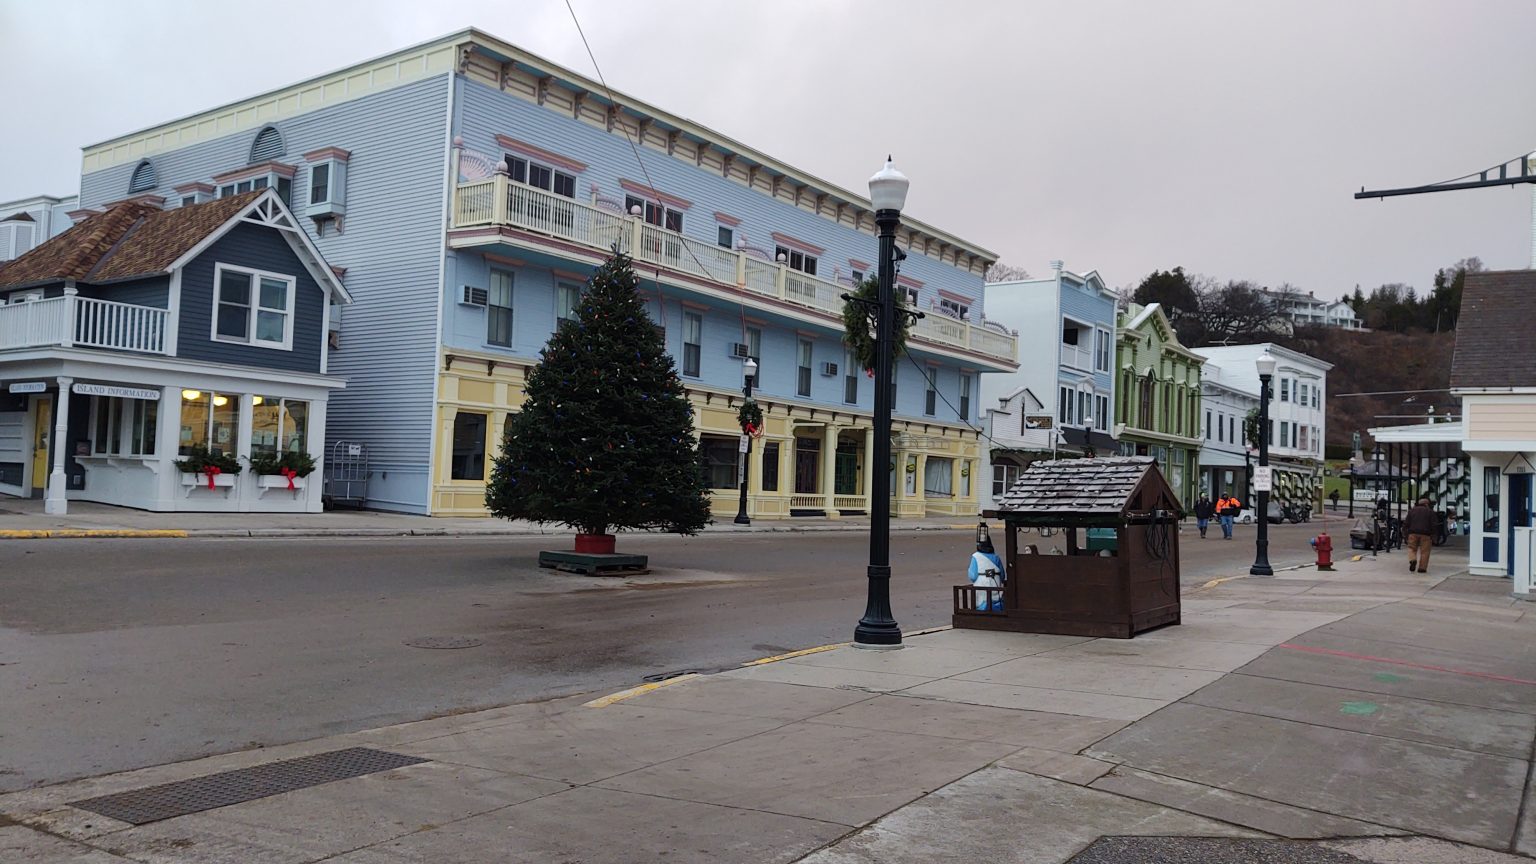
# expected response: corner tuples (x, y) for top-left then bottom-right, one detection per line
(1250, 351), (1276, 576)
(734, 358), (758, 525)
(853, 157), (911, 648)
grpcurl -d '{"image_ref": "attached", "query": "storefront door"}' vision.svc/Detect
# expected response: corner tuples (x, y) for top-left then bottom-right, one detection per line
(1508, 473), (1532, 577)
(31, 396), (51, 494)
(834, 443), (859, 495)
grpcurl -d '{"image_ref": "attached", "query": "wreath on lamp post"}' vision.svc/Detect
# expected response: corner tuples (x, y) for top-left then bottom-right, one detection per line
(737, 399), (765, 438)
(841, 275), (913, 375)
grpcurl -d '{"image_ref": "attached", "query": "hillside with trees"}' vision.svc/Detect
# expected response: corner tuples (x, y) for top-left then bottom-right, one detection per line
(1129, 258), (1478, 448)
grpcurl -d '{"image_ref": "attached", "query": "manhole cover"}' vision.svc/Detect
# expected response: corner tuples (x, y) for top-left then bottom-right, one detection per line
(404, 637), (483, 649)
(70, 748), (426, 825)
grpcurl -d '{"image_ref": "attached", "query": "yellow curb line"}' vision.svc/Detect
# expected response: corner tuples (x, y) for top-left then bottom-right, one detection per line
(740, 643), (847, 666)
(1200, 574), (1246, 590)
(582, 673), (702, 708)
(0, 529), (188, 539)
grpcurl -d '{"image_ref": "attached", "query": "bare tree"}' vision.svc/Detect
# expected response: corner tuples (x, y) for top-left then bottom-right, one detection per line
(985, 262), (1031, 283)
(1190, 280), (1283, 345)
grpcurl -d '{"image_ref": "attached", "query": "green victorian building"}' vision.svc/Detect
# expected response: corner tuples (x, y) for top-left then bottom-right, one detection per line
(1114, 303), (1205, 508)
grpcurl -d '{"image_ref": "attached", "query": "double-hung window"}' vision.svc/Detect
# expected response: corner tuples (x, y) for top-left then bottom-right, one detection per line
(1059, 386), (1074, 425)
(746, 327), (763, 378)
(924, 373), (937, 416)
(214, 264), (295, 350)
(844, 348), (858, 404)
(774, 246), (818, 276)
(507, 155), (576, 199)
(717, 225), (734, 249)
(797, 339), (813, 397)
(682, 312), (702, 377)
(556, 282), (582, 324)
(625, 195), (683, 232)
(1280, 379), (1290, 402)
(939, 298), (969, 319)
(487, 269), (513, 347)
(1094, 328), (1111, 372)
(1095, 394), (1109, 432)
(959, 375), (971, 420)
(1207, 410), (1214, 441)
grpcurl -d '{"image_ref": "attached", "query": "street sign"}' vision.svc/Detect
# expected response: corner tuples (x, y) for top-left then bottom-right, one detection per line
(1253, 466), (1273, 492)
(7, 382), (45, 394)
(738, 434), (749, 453)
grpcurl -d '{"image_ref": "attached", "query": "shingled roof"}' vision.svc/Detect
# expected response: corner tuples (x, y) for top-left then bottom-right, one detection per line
(1450, 270), (1536, 389)
(0, 191), (264, 290)
(989, 456), (1163, 517)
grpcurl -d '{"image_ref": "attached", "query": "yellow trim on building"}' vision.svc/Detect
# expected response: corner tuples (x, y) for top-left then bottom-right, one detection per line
(429, 348), (982, 518)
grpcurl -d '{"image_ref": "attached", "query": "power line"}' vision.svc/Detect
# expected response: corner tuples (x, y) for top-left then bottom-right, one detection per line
(1333, 388), (1455, 398)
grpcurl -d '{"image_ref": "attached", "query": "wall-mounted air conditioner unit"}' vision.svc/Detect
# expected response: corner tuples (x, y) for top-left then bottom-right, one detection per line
(460, 286), (488, 307)
(729, 343), (750, 359)
(821, 362), (839, 377)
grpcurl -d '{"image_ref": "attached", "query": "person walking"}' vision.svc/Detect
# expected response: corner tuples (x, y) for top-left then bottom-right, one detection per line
(1193, 493), (1215, 539)
(1405, 497), (1436, 573)
(1329, 488), (1341, 511)
(1216, 490), (1242, 540)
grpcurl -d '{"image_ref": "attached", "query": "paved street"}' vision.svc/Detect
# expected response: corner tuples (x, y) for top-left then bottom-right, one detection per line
(0, 520), (1338, 792)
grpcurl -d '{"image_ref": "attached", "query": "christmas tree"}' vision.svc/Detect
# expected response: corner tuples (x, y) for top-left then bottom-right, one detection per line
(487, 248), (711, 538)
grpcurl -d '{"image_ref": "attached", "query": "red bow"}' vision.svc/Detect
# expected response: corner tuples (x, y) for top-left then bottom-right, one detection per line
(280, 466), (298, 490)
(743, 422), (758, 437)
(204, 465), (221, 490)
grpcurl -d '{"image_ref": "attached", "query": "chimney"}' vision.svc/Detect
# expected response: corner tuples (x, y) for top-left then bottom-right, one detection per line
(1050, 259), (1064, 273)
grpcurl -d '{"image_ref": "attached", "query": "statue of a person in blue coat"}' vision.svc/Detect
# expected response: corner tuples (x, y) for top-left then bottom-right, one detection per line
(967, 523), (1006, 611)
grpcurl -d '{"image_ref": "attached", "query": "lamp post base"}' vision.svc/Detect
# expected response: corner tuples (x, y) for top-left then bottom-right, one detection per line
(734, 514), (751, 525)
(853, 564), (903, 647)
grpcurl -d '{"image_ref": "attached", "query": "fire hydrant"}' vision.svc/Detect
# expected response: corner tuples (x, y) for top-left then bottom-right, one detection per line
(1313, 532), (1334, 571)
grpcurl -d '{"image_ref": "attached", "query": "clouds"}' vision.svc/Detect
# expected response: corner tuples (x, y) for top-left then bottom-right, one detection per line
(4, 0), (1532, 296)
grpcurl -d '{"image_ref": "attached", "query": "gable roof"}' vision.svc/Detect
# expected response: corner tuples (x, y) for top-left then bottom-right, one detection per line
(0, 192), (262, 289)
(1450, 270), (1536, 390)
(0, 190), (351, 304)
(990, 456), (1169, 517)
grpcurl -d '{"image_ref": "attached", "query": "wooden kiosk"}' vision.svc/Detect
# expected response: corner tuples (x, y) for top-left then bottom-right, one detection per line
(956, 456), (1183, 638)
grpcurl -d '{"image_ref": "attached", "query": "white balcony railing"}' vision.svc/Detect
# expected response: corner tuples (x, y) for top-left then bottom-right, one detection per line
(452, 177), (1017, 364)
(0, 295), (170, 354)
(1061, 343), (1093, 371)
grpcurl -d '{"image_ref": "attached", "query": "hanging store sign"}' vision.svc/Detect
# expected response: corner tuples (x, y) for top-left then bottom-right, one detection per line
(72, 383), (161, 401)
(1024, 415), (1053, 430)
(7, 382), (46, 394)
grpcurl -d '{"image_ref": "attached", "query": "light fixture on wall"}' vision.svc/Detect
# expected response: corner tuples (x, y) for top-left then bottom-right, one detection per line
(213, 395), (229, 407)
(253, 396), (264, 405)
(181, 389), (202, 401)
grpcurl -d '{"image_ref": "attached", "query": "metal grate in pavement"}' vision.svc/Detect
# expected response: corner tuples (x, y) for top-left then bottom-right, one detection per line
(69, 747), (427, 825)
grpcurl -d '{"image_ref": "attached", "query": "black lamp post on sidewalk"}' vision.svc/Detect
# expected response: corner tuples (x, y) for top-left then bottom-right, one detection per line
(734, 358), (758, 525)
(852, 157), (911, 649)
(1250, 351), (1276, 576)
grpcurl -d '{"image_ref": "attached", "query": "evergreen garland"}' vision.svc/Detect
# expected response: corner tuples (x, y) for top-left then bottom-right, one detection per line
(841, 275), (912, 373)
(486, 248), (711, 536)
(736, 399), (763, 433)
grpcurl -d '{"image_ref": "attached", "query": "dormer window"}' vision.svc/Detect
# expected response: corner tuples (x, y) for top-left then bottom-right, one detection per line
(213, 162), (295, 206)
(303, 148), (350, 223)
(174, 182), (214, 208)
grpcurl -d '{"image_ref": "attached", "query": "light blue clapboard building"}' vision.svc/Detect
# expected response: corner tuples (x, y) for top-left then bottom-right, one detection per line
(61, 29), (1017, 517)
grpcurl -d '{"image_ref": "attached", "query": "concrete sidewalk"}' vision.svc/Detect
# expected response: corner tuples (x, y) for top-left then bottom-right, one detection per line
(2, 554), (1531, 863)
(0, 497), (982, 539)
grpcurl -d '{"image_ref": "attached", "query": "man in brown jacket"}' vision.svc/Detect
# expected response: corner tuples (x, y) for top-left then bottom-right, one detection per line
(1405, 497), (1436, 573)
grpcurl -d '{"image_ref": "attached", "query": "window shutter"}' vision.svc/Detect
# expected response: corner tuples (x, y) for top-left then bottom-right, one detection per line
(250, 126), (285, 163)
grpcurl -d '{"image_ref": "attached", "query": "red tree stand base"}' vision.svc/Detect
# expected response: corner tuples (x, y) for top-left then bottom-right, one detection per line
(574, 533), (617, 554)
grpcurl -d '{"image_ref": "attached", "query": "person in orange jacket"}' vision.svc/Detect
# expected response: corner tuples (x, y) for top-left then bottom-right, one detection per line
(1216, 491), (1243, 540)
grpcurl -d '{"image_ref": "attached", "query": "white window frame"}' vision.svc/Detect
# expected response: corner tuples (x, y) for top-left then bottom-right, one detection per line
(556, 282), (582, 323)
(1094, 327), (1111, 372)
(308, 160), (337, 206)
(938, 297), (970, 319)
(1095, 394), (1109, 432)
(682, 311), (702, 377)
(212, 263), (296, 351)
(1058, 386), (1074, 425)
(774, 246), (818, 275)
(902, 287), (919, 307)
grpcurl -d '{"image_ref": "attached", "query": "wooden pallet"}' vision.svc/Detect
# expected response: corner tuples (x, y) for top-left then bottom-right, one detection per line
(537, 550), (650, 576)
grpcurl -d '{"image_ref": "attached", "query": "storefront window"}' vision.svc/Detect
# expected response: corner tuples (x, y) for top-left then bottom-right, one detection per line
(924, 457), (953, 497)
(761, 442), (779, 492)
(93, 396), (157, 457)
(180, 391), (209, 456)
(451, 412), (488, 481)
(251, 396), (310, 460)
(131, 400), (157, 456)
(699, 435), (739, 490)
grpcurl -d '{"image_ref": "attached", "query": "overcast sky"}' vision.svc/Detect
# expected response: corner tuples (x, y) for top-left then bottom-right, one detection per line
(4, 1), (1533, 298)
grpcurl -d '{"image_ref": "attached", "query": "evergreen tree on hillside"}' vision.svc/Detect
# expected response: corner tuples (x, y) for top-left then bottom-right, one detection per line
(486, 249), (710, 537)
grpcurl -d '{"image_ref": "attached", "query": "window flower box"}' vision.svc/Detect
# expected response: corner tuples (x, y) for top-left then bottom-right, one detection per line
(256, 473), (306, 490)
(180, 471), (236, 488)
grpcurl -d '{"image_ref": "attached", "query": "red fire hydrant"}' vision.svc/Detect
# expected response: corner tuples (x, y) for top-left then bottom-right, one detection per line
(1314, 532), (1334, 571)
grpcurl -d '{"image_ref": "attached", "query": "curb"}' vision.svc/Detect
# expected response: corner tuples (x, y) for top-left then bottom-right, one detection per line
(0, 523), (976, 540)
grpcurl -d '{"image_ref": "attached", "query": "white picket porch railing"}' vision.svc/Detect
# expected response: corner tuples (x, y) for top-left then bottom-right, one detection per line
(452, 177), (1017, 364)
(0, 295), (170, 354)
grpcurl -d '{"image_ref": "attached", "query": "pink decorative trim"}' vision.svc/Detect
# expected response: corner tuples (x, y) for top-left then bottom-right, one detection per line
(897, 275), (926, 290)
(495, 134), (588, 173)
(102, 194), (167, 210)
(679, 299), (710, 311)
(618, 179), (693, 210)
(303, 146), (352, 163)
(848, 258), (872, 272)
(212, 161), (297, 183)
(937, 288), (972, 303)
(551, 268), (590, 282)
(769, 233), (826, 257)
(66, 208), (102, 221)
(712, 211), (741, 227)
(742, 315), (768, 326)
(330, 265), (348, 279)
(174, 181), (214, 195)
(483, 252), (527, 268)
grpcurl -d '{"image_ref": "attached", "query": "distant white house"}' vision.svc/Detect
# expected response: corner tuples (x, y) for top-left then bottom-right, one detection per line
(1261, 287), (1362, 331)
